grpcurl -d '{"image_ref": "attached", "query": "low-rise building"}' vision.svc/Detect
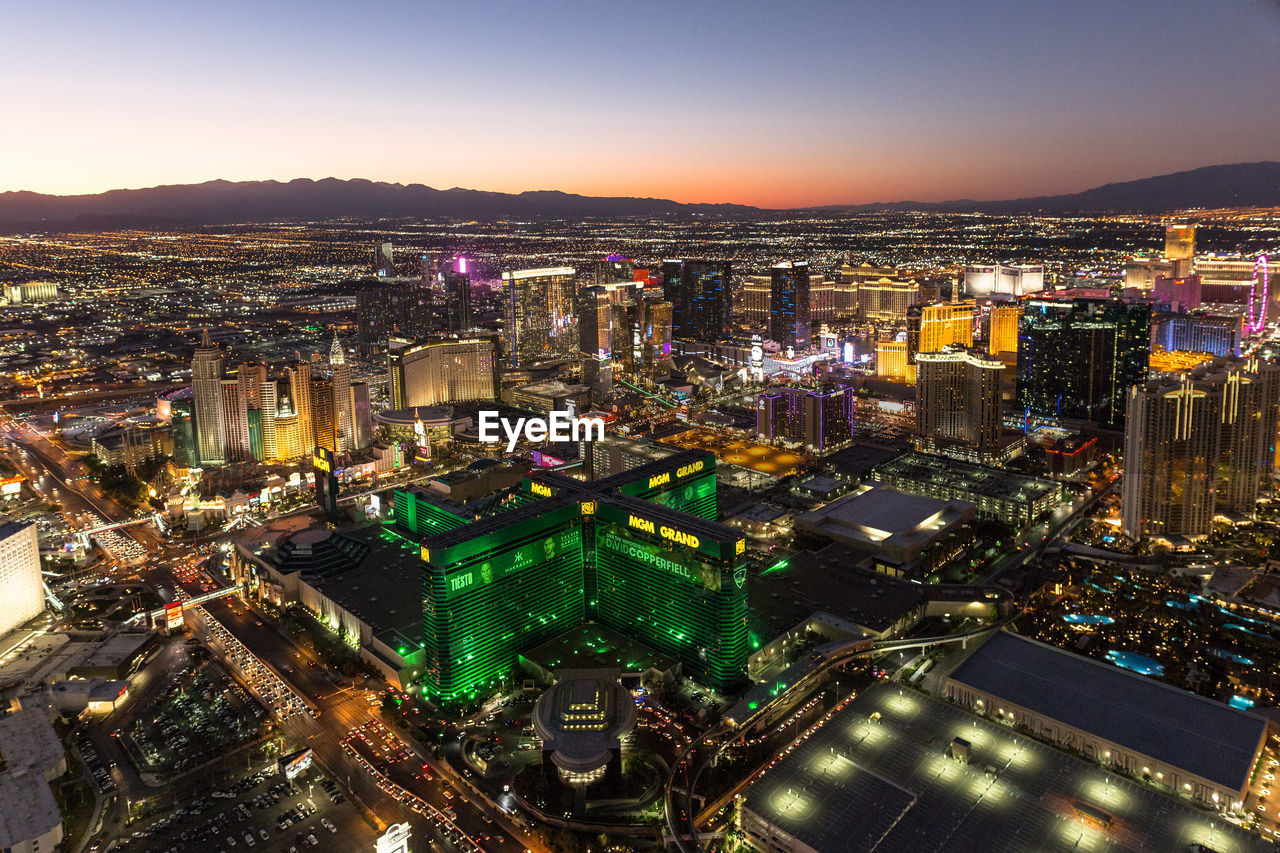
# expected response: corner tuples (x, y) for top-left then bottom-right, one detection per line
(870, 452), (1064, 527)
(794, 485), (974, 576)
(946, 631), (1267, 807)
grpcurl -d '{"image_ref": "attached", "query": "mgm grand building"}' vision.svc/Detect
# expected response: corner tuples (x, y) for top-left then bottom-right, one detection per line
(416, 450), (748, 705)
(235, 449), (748, 708)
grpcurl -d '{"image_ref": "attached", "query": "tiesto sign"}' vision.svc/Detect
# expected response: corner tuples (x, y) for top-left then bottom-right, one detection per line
(477, 410), (605, 452)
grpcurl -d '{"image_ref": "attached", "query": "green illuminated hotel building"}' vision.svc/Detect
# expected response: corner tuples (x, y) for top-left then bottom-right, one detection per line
(413, 450), (747, 704)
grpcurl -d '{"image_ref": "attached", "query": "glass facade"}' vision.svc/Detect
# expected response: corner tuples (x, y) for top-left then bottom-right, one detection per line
(171, 399), (197, 467)
(247, 408), (264, 461)
(393, 488), (471, 537)
(662, 259), (731, 344)
(770, 261), (810, 352)
(421, 502), (585, 703)
(594, 503), (747, 691)
(503, 267), (577, 367)
(616, 453), (717, 519)
(418, 452), (746, 704)
(1017, 297), (1151, 430)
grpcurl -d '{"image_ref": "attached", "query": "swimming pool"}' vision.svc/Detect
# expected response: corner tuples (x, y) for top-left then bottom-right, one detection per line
(1210, 648), (1255, 666)
(1104, 650), (1165, 676)
(1063, 614), (1115, 625)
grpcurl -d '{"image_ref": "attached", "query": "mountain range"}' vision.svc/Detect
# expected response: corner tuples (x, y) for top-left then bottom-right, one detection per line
(1, 162), (1278, 228)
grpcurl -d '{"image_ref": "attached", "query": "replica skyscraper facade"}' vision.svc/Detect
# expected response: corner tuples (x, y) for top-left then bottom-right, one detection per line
(329, 336), (352, 452)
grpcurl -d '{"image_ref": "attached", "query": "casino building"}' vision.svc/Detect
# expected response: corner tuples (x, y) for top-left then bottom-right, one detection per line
(417, 450), (748, 705)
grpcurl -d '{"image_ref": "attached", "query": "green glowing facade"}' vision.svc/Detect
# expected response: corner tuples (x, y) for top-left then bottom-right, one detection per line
(417, 451), (747, 704)
(421, 501), (585, 703)
(617, 456), (718, 519)
(393, 486), (473, 537)
(594, 498), (746, 690)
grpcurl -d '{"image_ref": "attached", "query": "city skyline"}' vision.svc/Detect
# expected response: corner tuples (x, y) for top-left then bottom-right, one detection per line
(3, 1), (1280, 206)
(6, 4), (1280, 849)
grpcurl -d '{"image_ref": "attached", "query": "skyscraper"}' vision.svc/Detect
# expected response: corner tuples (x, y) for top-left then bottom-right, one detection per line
(443, 258), (472, 334)
(914, 345), (1004, 463)
(235, 362), (267, 461)
(963, 263), (1045, 297)
(357, 278), (434, 354)
(220, 377), (249, 462)
(0, 521), (43, 637)
(375, 241), (394, 277)
(637, 298), (673, 375)
(259, 378), (279, 460)
(1122, 356), (1280, 539)
(662, 259), (732, 344)
(351, 382), (373, 450)
(329, 336), (352, 452)
(502, 267), (577, 367)
(857, 277), (918, 323)
(906, 301), (976, 383)
(741, 271), (832, 330)
(756, 384), (854, 450)
(769, 261), (811, 353)
(191, 330), (225, 466)
(1165, 224), (1196, 261)
(170, 398), (197, 468)
(284, 359), (314, 455)
(417, 453), (746, 704)
(579, 285), (613, 398)
(987, 301), (1021, 357)
(1152, 310), (1243, 358)
(1017, 296), (1151, 430)
(310, 375), (335, 453)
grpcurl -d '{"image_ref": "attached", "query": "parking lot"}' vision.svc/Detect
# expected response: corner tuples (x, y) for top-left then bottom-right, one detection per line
(124, 658), (265, 775)
(194, 605), (315, 722)
(115, 764), (372, 853)
(74, 729), (118, 796)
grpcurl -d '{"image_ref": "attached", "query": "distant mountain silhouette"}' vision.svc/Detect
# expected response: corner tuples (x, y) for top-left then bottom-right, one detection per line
(813, 162), (1280, 214)
(0, 162), (1278, 227)
(0, 179), (756, 228)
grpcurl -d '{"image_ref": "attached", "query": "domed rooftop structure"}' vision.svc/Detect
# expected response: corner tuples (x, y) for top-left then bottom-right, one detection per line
(533, 669), (636, 784)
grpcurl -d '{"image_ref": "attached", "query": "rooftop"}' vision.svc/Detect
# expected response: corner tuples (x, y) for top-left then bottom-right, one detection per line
(749, 547), (925, 640)
(742, 682), (1268, 853)
(795, 485), (973, 557)
(301, 524), (426, 655)
(532, 668), (637, 773)
(0, 708), (64, 777)
(0, 772), (61, 847)
(947, 631), (1268, 792)
(519, 623), (679, 677)
(873, 452), (1060, 504)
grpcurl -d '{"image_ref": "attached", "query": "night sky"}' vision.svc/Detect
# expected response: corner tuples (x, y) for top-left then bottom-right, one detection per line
(3, 0), (1279, 206)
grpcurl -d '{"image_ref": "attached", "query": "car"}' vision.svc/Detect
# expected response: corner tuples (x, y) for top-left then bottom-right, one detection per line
(244, 832), (255, 847)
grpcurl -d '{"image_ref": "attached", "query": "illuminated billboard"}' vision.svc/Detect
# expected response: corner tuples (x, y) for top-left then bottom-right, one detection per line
(164, 601), (184, 631)
(617, 452), (717, 520)
(277, 748), (313, 780)
(0, 475), (23, 499)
